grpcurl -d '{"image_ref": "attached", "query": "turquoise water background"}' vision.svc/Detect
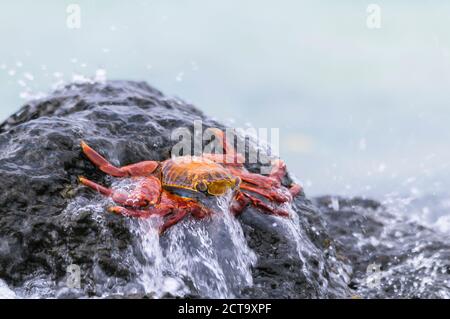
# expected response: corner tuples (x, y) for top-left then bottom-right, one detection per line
(1, 1), (449, 199)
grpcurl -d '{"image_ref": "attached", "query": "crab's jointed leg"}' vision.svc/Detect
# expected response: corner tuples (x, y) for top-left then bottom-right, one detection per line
(269, 157), (303, 195)
(269, 160), (302, 196)
(231, 190), (290, 217)
(158, 192), (212, 233)
(109, 205), (185, 234)
(78, 176), (112, 197)
(228, 166), (301, 200)
(228, 167), (279, 187)
(108, 206), (169, 218)
(81, 141), (159, 177)
(269, 159), (287, 182)
(158, 209), (189, 234)
(109, 191), (212, 234)
(287, 183), (301, 197)
(228, 163), (301, 201)
(239, 183), (291, 203)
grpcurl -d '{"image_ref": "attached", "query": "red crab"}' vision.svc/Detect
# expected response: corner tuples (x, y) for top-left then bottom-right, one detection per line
(79, 129), (301, 233)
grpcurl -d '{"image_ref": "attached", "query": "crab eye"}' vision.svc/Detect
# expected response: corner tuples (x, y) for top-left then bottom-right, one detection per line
(195, 180), (208, 193)
(207, 181), (234, 196)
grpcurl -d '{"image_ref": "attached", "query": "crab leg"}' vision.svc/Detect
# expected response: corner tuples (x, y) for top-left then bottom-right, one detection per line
(230, 191), (251, 215)
(78, 176), (112, 197)
(230, 166), (301, 199)
(110, 206), (183, 235)
(106, 186), (177, 217)
(159, 199), (212, 233)
(111, 192), (212, 234)
(228, 167), (280, 187)
(239, 183), (291, 203)
(79, 176), (161, 207)
(81, 141), (159, 177)
(287, 184), (302, 197)
(158, 193), (211, 233)
(233, 159), (301, 197)
(159, 209), (189, 234)
(268, 159), (287, 182)
(231, 190), (290, 217)
(268, 160), (301, 195)
(108, 206), (171, 218)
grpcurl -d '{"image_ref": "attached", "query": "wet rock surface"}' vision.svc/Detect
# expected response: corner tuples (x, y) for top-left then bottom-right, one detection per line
(314, 196), (450, 298)
(0, 81), (448, 298)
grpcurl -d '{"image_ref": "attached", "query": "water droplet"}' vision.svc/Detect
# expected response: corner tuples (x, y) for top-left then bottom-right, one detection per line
(359, 138), (367, 151)
(95, 69), (107, 82)
(24, 72), (34, 81)
(175, 72), (184, 82)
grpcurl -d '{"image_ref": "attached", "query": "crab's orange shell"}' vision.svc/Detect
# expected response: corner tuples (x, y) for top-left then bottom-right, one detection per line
(161, 156), (240, 196)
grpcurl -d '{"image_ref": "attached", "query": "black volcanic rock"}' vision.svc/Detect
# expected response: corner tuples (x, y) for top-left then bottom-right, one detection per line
(314, 196), (450, 298)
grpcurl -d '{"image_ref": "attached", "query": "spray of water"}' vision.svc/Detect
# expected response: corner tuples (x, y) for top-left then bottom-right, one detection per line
(268, 202), (334, 294)
(0, 279), (16, 299)
(134, 192), (256, 298)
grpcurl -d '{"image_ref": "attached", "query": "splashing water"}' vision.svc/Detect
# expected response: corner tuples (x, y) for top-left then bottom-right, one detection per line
(135, 194), (257, 298)
(0, 279), (16, 299)
(66, 177), (257, 298)
(268, 202), (338, 294)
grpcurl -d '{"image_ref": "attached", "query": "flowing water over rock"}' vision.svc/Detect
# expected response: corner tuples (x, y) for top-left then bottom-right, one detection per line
(0, 80), (449, 298)
(133, 195), (257, 298)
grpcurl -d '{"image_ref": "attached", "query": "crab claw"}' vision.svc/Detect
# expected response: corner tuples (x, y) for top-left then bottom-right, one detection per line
(81, 141), (159, 177)
(78, 176), (112, 196)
